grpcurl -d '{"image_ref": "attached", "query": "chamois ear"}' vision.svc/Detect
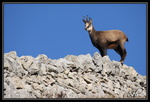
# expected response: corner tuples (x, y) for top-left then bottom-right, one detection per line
(86, 15), (89, 21)
(89, 17), (92, 23)
(82, 19), (86, 23)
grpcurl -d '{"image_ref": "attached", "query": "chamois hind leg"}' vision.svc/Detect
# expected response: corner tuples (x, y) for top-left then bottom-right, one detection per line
(114, 44), (127, 64)
(119, 43), (127, 64)
(122, 48), (127, 63)
(114, 47), (121, 56)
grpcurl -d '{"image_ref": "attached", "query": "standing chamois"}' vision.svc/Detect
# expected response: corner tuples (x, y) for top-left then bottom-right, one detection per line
(82, 16), (128, 64)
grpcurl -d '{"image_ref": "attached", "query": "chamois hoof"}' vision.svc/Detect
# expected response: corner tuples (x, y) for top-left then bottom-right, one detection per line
(120, 61), (124, 66)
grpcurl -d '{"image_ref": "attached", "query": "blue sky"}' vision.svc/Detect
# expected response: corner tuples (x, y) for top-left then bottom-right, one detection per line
(4, 3), (147, 75)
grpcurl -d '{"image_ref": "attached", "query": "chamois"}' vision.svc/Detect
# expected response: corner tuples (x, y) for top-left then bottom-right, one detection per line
(82, 16), (128, 64)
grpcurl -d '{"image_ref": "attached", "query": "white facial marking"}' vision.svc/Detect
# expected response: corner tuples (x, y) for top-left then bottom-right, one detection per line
(87, 25), (92, 31)
(85, 22), (92, 32)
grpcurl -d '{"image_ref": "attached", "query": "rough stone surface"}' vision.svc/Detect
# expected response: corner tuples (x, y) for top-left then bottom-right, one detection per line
(3, 51), (147, 99)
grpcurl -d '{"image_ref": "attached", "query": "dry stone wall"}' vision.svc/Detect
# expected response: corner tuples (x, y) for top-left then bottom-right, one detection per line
(3, 51), (146, 98)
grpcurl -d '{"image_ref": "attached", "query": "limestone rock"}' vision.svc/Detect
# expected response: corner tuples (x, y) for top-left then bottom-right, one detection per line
(3, 51), (147, 99)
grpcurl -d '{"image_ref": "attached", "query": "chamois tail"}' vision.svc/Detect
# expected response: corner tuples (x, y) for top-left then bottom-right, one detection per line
(126, 37), (129, 42)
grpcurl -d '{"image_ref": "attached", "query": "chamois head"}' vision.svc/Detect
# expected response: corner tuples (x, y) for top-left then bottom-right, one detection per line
(82, 16), (93, 32)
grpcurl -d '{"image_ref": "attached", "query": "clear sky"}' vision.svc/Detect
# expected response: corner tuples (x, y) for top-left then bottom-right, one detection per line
(4, 3), (147, 75)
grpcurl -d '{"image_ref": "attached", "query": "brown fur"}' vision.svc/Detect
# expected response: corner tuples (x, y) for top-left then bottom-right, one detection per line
(83, 17), (128, 64)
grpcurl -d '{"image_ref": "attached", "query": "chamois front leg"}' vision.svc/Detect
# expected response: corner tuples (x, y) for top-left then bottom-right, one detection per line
(98, 47), (107, 57)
